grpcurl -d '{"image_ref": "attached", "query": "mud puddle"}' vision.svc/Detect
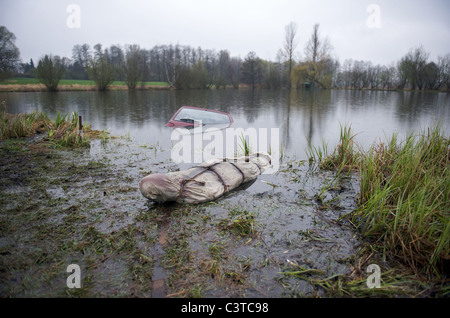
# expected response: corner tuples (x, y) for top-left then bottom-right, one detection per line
(0, 136), (365, 297)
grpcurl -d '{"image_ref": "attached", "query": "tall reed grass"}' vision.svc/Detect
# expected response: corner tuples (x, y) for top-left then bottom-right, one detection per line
(238, 133), (251, 157)
(308, 123), (449, 277)
(306, 123), (359, 172)
(0, 106), (49, 139)
(48, 111), (90, 148)
(355, 125), (449, 276)
(1, 104), (92, 148)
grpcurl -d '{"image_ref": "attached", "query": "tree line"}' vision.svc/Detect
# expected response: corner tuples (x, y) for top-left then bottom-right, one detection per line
(1, 24), (450, 91)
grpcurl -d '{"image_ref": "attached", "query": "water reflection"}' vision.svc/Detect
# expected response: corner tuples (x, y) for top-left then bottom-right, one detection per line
(1, 89), (449, 158)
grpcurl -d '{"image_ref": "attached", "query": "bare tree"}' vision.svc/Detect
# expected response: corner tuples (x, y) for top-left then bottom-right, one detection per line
(109, 44), (125, 81)
(124, 44), (142, 89)
(437, 54), (450, 90)
(283, 22), (298, 88)
(348, 60), (365, 89)
(305, 24), (322, 63)
(397, 45), (429, 90)
(88, 44), (115, 91)
(228, 57), (242, 89)
(71, 44), (91, 79)
(366, 62), (382, 89)
(340, 59), (353, 88)
(0, 26), (20, 79)
(204, 49), (218, 87)
(215, 50), (231, 89)
(423, 62), (441, 90)
(148, 46), (164, 82)
(139, 49), (151, 87)
(379, 65), (396, 89)
(161, 44), (181, 88)
(264, 61), (282, 89)
(304, 23), (333, 88)
(241, 51), (263, 89)
(35, 54), (68, 91)
(410, 46), (429, 90)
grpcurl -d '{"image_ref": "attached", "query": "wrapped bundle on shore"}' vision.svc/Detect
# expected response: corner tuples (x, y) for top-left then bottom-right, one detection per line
(139, 153), (271, 204)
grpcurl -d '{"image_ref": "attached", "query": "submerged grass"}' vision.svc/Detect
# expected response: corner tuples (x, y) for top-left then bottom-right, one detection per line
(309, 123), (450, 278)
(238, 133), (251, 157)
(306, 123), (359, 172)
(218, 206), (260, 237)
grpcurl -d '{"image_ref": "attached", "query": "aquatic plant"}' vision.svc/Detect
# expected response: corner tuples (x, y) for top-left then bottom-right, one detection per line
(0, 102), (50, 139)
(354, 125), (449, 275)
(311, 123), (449, 276)
(238, 133), (251, 157)
(305, 136), (328, 165)
(218, 206), (259, 237)
(46, 111), (90, 148)
(308, 123), (359, 172)
(0, 106), (106, 149)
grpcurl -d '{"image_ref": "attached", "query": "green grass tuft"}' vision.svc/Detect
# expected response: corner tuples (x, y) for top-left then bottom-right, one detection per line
(309, 123), (449, 277)
(0, 105), (106, 149)
(354, 125), (449, 275)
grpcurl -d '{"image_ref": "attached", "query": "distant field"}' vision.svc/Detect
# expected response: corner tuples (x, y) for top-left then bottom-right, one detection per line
(0, 78), (169, 87)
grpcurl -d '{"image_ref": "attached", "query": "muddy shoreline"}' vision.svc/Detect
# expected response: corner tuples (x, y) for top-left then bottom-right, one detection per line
(0, 134), (442, 297)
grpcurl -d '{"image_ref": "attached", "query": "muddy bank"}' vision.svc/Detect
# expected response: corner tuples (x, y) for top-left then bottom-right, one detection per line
(0, 135), (439, 297)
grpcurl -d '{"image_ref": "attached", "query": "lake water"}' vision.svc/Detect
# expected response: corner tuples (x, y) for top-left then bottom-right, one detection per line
(1, 88), (449, 297)
(2, 89), (449, 159)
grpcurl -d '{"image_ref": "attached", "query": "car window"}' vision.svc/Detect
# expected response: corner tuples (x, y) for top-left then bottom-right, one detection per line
(174, 108), (230, 124)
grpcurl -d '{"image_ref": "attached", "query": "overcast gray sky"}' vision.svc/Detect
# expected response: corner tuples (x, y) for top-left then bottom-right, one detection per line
(1, 0), (449, 65)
